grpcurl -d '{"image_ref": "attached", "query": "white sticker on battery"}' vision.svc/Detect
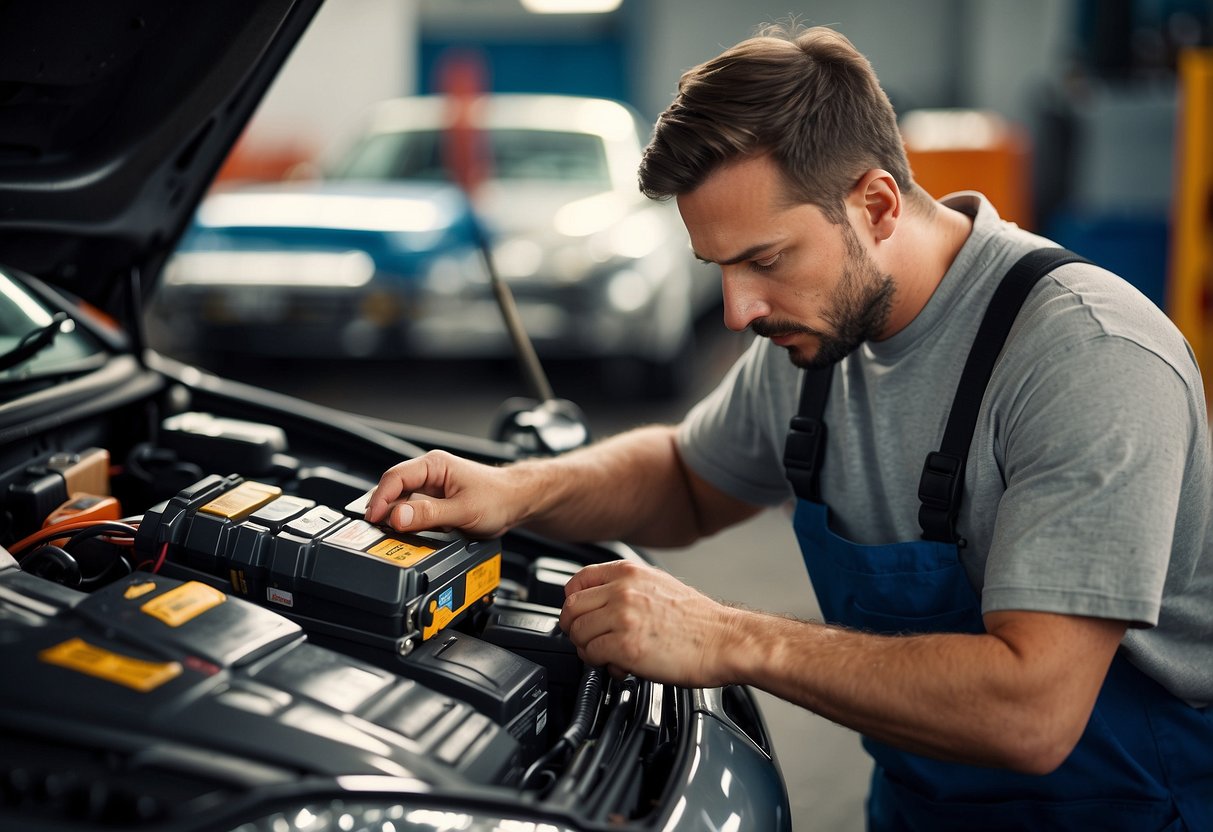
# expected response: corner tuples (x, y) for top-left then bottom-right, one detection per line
(267, 586), (294, 607)
(323, 519), (385, 551)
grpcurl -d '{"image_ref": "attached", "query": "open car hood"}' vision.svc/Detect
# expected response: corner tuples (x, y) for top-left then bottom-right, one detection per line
(0, 0), (323, 319)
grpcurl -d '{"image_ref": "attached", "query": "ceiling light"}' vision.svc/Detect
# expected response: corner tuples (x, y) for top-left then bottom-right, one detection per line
(520, 0), (623, 13)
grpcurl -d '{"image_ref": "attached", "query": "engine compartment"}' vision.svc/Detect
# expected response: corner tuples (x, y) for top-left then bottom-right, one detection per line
(0, 398), (682, 830)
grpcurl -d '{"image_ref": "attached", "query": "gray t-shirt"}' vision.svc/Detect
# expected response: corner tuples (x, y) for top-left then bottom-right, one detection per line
(677, 192), (1213, 707)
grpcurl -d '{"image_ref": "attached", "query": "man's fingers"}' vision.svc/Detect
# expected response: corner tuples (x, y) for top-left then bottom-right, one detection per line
(366, 452), (453, 523)
(559, 581), (611, 634)
(387, 501), (416, 530)
(366, 465), (420, 523)
(563, 560), (641, 597)
(387, 496), (463, 533)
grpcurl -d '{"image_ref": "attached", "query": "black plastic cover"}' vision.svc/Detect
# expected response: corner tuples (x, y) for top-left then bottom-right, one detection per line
(0, 569), (521, 791)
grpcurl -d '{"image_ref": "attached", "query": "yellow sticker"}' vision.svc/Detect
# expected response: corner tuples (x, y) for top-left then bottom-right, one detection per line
(366, 538), (436, 568)
(199, 481), (282, 520)
(141, 581), (226, 627)
(421, 554), (501, 640)
(466, 553), (502, 601)
(39, 638), (182, 692)
(425, 599), (456, 640)
(123, 581), (158, 600)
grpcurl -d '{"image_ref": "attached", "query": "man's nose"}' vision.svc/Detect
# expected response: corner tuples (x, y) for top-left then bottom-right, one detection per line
(721, 269), (769, 332)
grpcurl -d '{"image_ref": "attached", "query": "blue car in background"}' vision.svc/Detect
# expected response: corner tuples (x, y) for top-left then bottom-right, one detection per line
(152, 94), (717, 393)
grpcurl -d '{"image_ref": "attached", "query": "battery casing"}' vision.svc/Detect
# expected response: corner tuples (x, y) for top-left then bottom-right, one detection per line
(135, 475), (502, 649)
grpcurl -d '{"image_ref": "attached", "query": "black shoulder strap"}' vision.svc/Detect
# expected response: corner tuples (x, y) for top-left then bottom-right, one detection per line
(783, 365), (832, 502)
(917, 247), (1088, 543)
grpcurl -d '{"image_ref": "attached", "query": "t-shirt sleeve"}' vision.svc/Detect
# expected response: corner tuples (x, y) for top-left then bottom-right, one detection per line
(676, 338), (796, 508)
(980, 335), (1197, 626)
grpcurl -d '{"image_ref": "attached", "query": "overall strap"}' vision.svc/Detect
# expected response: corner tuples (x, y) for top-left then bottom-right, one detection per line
(918, 247), (1088, 543)
(783, 365), (833, 502)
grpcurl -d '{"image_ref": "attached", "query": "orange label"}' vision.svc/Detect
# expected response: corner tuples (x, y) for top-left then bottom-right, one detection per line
(122, 581), (158, 600)
(466, 553), (502, 601)
(141, 582), (226, 627)
(366, 538), (436, 568)
(421, 553), (501, 640)
(39, 638), (182, 692)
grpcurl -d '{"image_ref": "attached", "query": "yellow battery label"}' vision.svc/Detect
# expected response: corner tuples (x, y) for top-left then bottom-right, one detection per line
(141, 581), (226, 627)
(199, 481), (282, 519)
(123, 581), (158, 600)
(39, 638), (182, 692)
(366, 538), (436, 568)
(466, 553), (502, 600)
(422, 553), (501, 640)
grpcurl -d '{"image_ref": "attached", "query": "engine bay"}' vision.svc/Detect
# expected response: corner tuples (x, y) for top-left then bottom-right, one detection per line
(0, 404), (681, 830)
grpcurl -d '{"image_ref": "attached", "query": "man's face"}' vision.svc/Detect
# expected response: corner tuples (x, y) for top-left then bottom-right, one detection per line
(677, 154), (895, 369)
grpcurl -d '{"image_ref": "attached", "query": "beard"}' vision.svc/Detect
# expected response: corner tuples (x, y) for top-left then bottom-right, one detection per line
(750, 226), (895, 369)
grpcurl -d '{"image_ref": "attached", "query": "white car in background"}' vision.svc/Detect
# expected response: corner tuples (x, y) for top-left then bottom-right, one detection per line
(156, 94), (717, 395)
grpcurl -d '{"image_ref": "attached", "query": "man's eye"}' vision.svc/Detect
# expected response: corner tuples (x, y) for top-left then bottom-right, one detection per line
(751, 253), (781, 273)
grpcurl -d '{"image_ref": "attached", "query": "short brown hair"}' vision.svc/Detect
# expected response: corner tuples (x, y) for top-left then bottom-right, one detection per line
(638, 25), (927, 223)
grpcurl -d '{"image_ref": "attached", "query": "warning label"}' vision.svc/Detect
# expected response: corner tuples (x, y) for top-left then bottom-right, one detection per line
(366, 538), (437, 568)
(39, 638), (182, 692)
(141, 582), (226, 628)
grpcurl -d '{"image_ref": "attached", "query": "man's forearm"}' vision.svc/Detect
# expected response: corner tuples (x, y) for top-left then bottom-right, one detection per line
(513, 424), (705, 546)
(723, 607), (1125, 774)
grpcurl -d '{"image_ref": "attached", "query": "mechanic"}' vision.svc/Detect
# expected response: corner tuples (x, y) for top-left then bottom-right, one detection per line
(366, 25), (1212, 830)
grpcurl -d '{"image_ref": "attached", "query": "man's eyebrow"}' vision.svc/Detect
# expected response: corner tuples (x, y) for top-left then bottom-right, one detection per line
(693, 242), (779, 267)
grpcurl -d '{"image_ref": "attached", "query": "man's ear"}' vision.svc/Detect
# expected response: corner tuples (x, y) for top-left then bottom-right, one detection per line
(849, 169), (901, 242)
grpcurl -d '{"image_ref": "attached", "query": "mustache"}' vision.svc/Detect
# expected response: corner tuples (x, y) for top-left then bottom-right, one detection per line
(749, 318), (823, 339)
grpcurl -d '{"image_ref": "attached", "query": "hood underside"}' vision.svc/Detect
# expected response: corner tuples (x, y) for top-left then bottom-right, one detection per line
(0, 0), (323, 315)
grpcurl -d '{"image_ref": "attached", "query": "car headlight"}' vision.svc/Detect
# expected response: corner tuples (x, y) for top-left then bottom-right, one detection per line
(491, 238), (544, 280)
(424, 250), (487, 295)
(224, 796), (575, 832)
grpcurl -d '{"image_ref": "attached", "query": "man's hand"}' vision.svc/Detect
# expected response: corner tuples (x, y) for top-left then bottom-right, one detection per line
(559, 560), (743, 687)
(365, 450), (526, 537)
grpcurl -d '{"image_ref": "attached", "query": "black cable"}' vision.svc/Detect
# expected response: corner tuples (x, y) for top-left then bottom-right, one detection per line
(557, 675), (638, 800)
(23, 546), (82, 587)
(520, 666), (606, 790)
(79, 554), (133, 589)
(12, 521), (139, 562)
(57, 522), (140, 548)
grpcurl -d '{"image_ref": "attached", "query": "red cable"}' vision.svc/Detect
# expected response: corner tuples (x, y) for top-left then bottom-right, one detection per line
(151, 541), (169, 574)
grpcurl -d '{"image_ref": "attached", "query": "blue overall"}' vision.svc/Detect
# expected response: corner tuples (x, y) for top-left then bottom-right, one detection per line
(782, 250), (1213, 831)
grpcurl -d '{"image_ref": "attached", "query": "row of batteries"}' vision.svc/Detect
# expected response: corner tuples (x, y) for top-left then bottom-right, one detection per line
(140, 473), (503, 646)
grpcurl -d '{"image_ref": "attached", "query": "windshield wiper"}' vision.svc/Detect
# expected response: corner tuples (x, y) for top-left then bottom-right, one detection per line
(0, 312), (70, 373)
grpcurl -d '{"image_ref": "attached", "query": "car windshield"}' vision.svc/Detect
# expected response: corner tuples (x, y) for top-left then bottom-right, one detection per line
(331, 128), (612, 188)
(0, 271), (104, 384)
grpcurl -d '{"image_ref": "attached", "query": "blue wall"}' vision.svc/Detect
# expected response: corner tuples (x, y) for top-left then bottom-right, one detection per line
(420, 38), (629, 104)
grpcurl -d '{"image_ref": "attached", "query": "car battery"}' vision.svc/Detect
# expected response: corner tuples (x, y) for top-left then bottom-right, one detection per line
(394, 631), (549, 760)
(136, 475), (502, 652)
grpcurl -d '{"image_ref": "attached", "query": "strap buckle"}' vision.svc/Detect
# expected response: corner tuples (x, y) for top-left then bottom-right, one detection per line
(918, 451), (963, 542)
(783, 415), (826, 502)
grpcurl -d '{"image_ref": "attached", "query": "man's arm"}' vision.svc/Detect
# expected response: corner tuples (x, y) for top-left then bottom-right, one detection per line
(364, 424), (762, 546)
(560, 561), (1126, 774)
